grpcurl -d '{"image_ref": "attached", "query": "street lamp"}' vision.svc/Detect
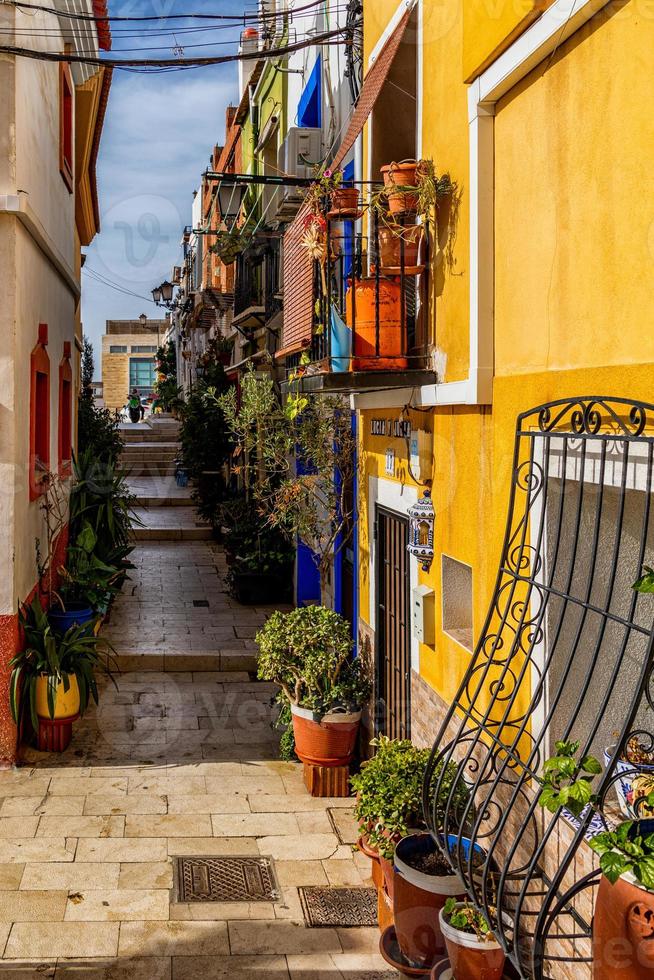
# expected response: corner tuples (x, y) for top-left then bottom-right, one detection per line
(151, 280), (176, 310)
(195, 363), (206, 380)
(218, 181), (247, 230)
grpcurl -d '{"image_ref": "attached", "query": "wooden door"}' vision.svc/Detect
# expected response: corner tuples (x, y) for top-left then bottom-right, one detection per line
(376, 507), (411, 739)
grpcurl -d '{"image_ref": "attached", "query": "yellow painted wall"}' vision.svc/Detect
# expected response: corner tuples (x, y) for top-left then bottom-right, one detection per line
(358, 0), (654, 720)
(462, 0), (552, 82)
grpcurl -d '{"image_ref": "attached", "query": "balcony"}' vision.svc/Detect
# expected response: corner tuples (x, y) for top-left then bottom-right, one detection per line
(232, 238), (282, 330)
(281, 213), (436, 394)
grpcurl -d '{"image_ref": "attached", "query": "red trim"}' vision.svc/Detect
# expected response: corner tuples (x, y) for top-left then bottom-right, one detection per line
(92, 0), (112, 50)
(58, 344), (73, 476)
(29, 324), (50, 501)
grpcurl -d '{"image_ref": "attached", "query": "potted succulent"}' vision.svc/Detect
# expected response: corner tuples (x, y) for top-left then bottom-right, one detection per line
(256, 606), (370, 768)
(380, 159), (453, 218)
(538, 739), (654, 978)
(439, 898), (507, 980)
(10, 597), (117, 752)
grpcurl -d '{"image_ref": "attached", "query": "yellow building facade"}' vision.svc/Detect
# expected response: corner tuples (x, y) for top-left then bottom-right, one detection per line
(356, 0), (654, 746)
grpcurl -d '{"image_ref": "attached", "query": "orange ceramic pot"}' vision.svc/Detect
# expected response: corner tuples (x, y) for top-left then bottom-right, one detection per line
(381, 161), (419, 215)
(347, 278), (408, 371)
(593, 873), (654, 978)
(291, 704), (361, 767)
(330, 187), (360, 215)
(378, 224), (425, 274)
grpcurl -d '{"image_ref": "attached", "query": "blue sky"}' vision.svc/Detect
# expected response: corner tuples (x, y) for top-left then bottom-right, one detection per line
(81, 0), (244, 376)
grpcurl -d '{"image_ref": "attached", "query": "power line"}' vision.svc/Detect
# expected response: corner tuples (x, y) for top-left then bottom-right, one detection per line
(0, 26), (348, 69)
(4, 0), (331, 24)
(83, 266), (158, 303)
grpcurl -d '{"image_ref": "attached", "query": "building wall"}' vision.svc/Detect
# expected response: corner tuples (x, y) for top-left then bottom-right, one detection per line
(356, 3), (654, 965)
(101, 332), (160, 410)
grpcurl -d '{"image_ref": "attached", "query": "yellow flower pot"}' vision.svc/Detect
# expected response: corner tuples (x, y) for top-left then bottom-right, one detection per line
(35, 674), (80, 720)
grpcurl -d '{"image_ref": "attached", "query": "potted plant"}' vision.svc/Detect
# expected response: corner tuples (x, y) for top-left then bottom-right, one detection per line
(49, 521), (122, 633)
(10, 597), (118, 752)
(603, 736), (654, 819)
(377, 223), (425, 275)
(439, 898), (507, 980)
(538, 739), (654, 978)
(256, 606), (370, 768)
(380, 159), (453, 218)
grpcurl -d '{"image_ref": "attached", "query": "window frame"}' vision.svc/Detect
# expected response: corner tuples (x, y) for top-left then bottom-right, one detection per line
(59, 62), (74, 192)
(58, 341), (73, 476)
(29, 324), (51, 501)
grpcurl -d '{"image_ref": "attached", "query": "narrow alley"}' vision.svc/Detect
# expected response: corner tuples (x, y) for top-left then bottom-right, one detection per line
(0, 431), (389, 978)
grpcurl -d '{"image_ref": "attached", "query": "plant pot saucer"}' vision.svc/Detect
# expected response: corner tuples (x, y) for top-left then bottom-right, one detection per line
(326, 208), (364, 221)
(429, 956), (516, 979)
(380, 264), (426, 276)
(379, 925), (433, 977)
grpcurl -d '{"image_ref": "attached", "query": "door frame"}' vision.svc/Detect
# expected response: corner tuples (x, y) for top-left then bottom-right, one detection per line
(368, 476), (419, 673)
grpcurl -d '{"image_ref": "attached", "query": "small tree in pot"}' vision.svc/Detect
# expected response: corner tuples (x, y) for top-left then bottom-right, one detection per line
(256, 606), (370, 768)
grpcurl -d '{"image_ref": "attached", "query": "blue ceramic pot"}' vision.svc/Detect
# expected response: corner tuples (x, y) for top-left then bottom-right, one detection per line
(48, 605), (94, 633)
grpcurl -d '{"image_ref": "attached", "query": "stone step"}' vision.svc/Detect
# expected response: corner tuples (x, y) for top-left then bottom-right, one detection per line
(112, 650), (257, 673)
(124, 466), (177, 477)
(132, 526), (213, 541)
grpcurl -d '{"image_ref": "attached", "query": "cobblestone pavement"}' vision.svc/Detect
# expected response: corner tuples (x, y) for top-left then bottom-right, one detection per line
(0, 538), (392, 978)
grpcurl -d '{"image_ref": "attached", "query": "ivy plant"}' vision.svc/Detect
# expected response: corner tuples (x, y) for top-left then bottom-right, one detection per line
(589, 816), (654, 888)
(537, 739), (602, 818)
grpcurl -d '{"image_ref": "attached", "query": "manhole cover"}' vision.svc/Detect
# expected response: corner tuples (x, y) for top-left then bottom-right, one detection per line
(175, 856), (280, 902)
(299, 887), (378, 928)
(193, 600), (210, 607)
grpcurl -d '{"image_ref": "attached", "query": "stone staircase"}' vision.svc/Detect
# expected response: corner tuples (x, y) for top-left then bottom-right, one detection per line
(120, 416), (212, 543)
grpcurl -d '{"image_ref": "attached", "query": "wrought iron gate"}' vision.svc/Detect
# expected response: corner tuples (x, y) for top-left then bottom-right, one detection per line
(423, 397), (654, 979)
(376, 507), (411, 740)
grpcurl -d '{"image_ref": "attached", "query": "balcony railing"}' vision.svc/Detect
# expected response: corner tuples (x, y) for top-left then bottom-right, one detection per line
(288, 211), (429, 381)
(233, 239), (282, 323)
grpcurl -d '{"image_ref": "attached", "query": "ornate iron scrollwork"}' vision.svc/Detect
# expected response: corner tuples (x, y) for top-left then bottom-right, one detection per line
(423, 396), (654, 979)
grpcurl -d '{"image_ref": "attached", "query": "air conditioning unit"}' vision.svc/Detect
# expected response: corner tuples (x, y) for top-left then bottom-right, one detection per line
(275, 127), (322, 221)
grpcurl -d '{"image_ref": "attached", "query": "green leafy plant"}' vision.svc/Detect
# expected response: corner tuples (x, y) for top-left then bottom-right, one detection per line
(305, 166), (344, 215)
(153, 342), (182, 413)
(443, 898), (495, 942)
(256, 606), (370, 717)
(350, 736), (469, 859)
(57, 522), (123, 611)
(588, 817), (654, 888)
(538, 742), (654, 891)
(77, 337), (124, 464)
(538, 739), (603, 818)
(210, 367), (356, 598)
(209, 228), (251, 264)
(10, 597), (117, 730)
(634, 565), (654, 593)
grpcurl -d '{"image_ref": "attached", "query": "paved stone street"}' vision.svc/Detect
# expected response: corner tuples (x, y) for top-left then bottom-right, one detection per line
(0, 480), (391, 978)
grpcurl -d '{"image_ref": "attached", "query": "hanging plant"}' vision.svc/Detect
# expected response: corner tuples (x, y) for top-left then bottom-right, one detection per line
(209, 229), (251, 265)
(304, 166), (344, 216)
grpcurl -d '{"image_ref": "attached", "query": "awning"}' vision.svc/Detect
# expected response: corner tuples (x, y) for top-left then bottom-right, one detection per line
(280, 7), (412, 355)
(331, 6), (412, 169)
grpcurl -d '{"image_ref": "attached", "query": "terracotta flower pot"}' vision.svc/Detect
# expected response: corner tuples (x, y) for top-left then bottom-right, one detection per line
(378, 881), (394, 933)
(378, 224), (425, 275)
(358, 835), (384, 890)
(381, 160), (419, 215)
(330, 187), (360, 216)
(290, 704), (361, 767)
(439, 904), (506, 980)
(394, 833), (466, 969)
(593, 873), (654, 978)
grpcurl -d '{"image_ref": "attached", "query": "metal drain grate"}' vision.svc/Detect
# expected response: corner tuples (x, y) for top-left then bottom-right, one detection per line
(299, 887), (378, 928)
(175, 856), (280, 903)
(192, 599), (210, 608)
